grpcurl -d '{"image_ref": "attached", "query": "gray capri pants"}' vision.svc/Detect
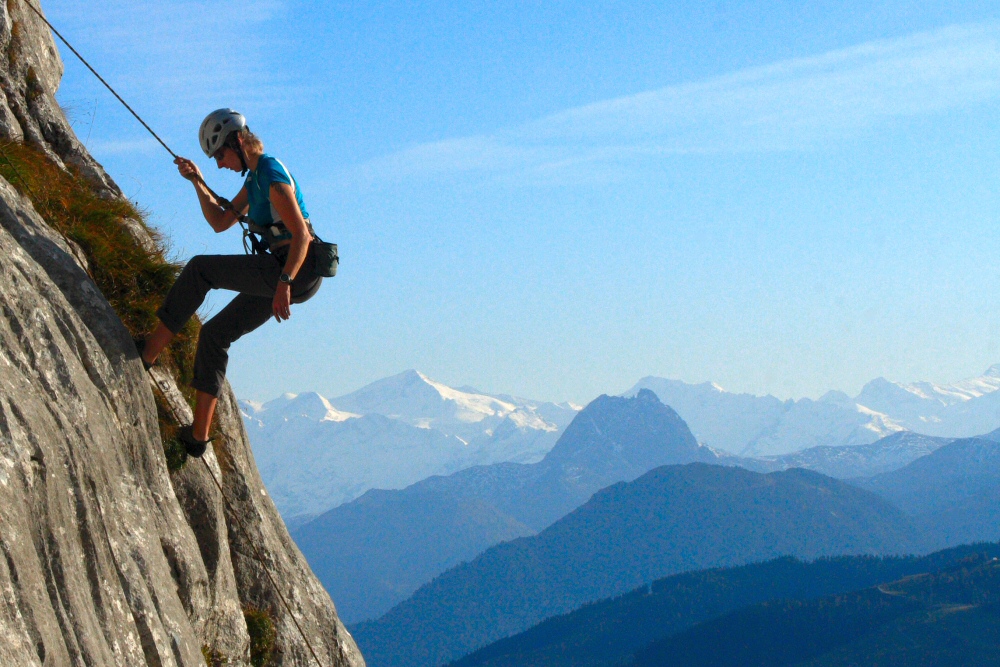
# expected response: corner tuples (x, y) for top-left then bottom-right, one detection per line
(156, 246), (322, 396)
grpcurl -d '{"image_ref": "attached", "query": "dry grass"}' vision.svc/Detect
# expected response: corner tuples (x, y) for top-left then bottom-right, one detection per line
(24, 66), (43, 102)
(7, 19), (22, 71)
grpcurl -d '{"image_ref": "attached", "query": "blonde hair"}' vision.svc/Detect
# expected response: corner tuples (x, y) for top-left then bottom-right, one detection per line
(239, 127), (264, 156)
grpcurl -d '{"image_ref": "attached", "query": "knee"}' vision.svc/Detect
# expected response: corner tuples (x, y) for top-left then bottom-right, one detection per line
(183, 254), (210, 276)
(175, 255), (208, 287)
(199, 317), (233, 348)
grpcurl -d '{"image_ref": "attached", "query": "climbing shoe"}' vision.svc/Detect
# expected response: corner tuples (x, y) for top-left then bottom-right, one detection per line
(134, 338), (153, 371)
(177, 425), (211, 458)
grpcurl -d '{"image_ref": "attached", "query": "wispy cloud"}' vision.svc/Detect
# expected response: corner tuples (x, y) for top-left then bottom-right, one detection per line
(46, 0), (300, 112)
(358, 24), (1000, 185)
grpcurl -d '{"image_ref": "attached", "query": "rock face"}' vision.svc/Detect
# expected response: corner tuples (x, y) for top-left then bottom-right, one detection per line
(0, 2), (364, 665)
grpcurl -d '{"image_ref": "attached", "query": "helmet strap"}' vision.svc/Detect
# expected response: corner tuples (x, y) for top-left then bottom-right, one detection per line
(226, 133), (250, 176)
(235, 143), (249, 177)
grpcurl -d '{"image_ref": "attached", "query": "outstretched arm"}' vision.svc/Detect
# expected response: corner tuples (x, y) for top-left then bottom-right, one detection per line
(174, 157), (247, 232)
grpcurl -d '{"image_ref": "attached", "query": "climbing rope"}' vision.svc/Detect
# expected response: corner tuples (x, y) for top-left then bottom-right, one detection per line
(20, 0), (255, 232)
(18, 2), (331, 664)
(20, 1), (178, 159)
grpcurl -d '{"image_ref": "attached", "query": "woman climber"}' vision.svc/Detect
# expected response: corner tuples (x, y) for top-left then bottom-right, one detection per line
(138, 109), (323, 457)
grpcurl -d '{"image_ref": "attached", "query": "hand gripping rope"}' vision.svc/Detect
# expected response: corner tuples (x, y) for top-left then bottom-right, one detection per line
(18, 2), (330, 664)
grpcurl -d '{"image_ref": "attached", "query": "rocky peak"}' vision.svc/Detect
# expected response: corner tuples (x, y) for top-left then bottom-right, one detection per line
(543, 390), (708, 474)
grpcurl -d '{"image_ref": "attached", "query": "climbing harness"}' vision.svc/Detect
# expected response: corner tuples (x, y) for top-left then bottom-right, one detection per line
(18, 2), (334, 664)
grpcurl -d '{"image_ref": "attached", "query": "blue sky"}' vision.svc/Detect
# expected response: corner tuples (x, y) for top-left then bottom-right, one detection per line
(44, 0), (1000, 403)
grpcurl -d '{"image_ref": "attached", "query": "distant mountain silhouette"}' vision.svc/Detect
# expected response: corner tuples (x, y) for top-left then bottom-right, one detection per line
(448, 543), (1000, 667)
(629, 548), (1000, 667)
(294, 389), (715, 622)
(854, 366), (1000, 436)
(503, 389), (717, 528)
(291, 484), (535, 626)
(855, 437), (1000, 548)
(352, 463), (920, 667)
(627, 366), (1000, 455)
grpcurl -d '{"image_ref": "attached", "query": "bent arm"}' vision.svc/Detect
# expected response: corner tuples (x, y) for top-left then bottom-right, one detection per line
(270, 183), (312, 278)
(198, 184), (248, 233)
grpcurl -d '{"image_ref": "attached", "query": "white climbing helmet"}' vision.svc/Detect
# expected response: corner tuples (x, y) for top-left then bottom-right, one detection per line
(198, 109), (247, 158)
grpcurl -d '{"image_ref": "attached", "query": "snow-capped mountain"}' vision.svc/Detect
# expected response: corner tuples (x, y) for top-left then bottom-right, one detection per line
(244, 391), (359, 423)
(855, 365), (1000, 436)
(244, 401), (468, 520)
(241, 371), (580, 520)
(625, 378), (905, 456)
(328, 370), (574, 447)
(627, 365), (1000, 456)
(325, 370), (581, 465)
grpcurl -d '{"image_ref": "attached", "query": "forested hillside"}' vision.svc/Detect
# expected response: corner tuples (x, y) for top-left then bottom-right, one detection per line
(630, 550), (1000, 666)
(449, 544), (1000, 667)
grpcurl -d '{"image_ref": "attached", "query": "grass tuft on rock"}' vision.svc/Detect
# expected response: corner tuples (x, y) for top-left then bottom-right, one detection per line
(162, 428), (189, 473)
(0, 140), (200, 453)
(244, 606), (277, 667)
(7, 21), (21, 70)
(24, 66), (43, 102)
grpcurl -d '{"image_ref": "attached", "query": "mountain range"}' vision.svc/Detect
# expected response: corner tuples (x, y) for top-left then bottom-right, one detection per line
(857, 436), (1000, 548)
(293, 387), (1000, 628)
(856, 365), (1000, 435)
(433, 430), (1000, 667)
(243, 365), (1000, 521)
(739, 431), (954, 478)
(352, 462), (919, 667)
(292, 390), (717, 623)
(241, 370), (579, 520)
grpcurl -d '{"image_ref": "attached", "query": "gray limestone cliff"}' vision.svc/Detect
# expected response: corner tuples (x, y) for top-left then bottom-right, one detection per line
(0, 2), (364, 665)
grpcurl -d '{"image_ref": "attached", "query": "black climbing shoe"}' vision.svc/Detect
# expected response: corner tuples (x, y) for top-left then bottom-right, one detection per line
(177, 425), (211, 458)
(134, 338), (153, 371)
